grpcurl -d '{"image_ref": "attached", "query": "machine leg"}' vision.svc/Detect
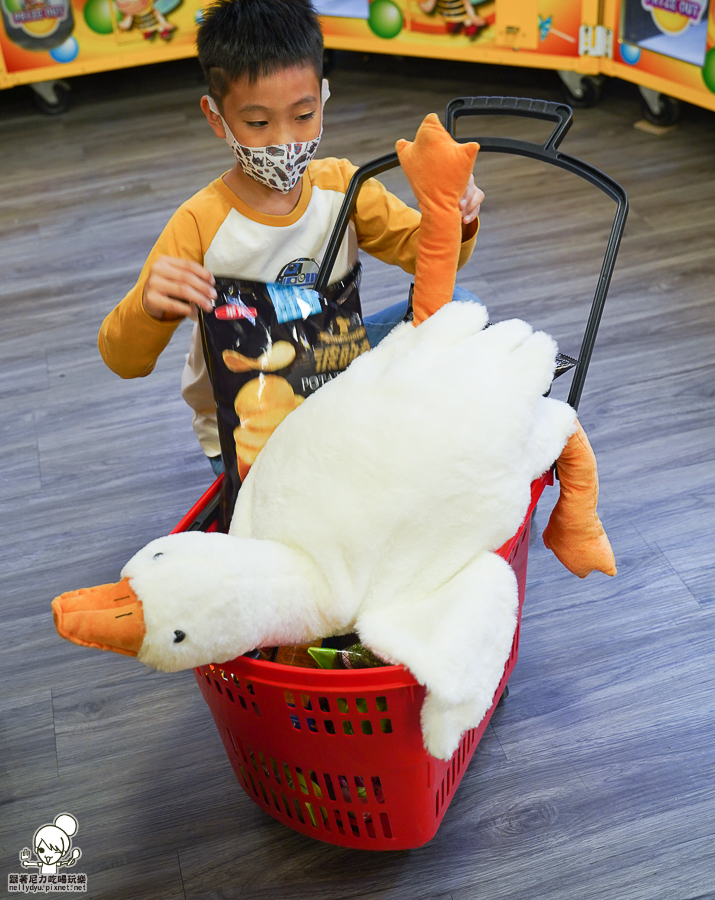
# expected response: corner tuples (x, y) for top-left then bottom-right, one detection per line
(639, 85), (681, 126)
(30, 80), (72, 115)
(557, 70), (604, 108)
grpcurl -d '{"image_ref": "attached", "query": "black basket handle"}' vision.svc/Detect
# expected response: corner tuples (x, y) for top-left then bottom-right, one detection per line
(445, 96), (573, 152)
(315, 151), (400, 296)
(446, 96), (629, 411)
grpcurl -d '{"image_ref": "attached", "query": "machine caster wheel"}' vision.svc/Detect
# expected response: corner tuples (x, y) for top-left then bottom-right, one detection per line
(30, 80), (71, 115)
(497, 684), (509, 706)
(557, 71), (604, 108)
(639, 86), (680, 126)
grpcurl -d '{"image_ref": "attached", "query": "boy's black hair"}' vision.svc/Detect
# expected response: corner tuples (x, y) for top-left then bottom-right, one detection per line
(197, 0), (323, 106)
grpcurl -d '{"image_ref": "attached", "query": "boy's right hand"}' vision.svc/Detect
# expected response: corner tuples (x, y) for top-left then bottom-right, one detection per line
(142, 256), (217, 321)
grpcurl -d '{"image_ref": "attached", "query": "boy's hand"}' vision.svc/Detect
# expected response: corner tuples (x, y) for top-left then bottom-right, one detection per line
(142, 256), (216, 321)
(459, 175), (484, 225)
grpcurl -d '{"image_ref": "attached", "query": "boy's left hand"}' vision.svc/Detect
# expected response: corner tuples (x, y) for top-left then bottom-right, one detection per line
(460, 175), (484, 225)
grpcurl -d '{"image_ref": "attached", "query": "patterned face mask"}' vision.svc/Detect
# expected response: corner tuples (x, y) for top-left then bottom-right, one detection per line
(206, 80), (330, 194)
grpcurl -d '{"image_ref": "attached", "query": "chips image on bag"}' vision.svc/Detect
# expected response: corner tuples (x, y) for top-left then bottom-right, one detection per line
(233, 375), (302, 468)
(222, 341), (296, 373)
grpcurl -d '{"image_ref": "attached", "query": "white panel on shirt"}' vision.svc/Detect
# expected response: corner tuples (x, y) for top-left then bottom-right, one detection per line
(203, 186), (358, 283)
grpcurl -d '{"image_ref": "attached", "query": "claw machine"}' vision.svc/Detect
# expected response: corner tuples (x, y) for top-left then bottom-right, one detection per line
(0, 0), (204, 111)
(600, 0), (715, 120)
(316, 0), (605, 103)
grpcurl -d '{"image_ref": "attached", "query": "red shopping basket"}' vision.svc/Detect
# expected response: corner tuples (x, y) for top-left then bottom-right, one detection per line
(175, 471), (552, 850)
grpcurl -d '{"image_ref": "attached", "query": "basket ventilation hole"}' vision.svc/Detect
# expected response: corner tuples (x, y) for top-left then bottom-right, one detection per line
(376, 696), (388, 712)
(305, 802), (319, 829)
(310, 771), (322, 799)
(301, 694), (312, 710)
(355, 777), (368, 803)
(226, 688), (234, 703)
(347, 811), (360, 837)
(282, 793), (293, 818)
(380, 718), (393, 734)
(334, 810), (345, 834)
(270, 757), (282, 784)
(252, 702), (262, 717)
(232, 674), (240, 688)
(361, 721), (373, 735)
(238, 764), (249, 791)
(214, 680), (222, 694)
(290, 715), (301, 730)
(318, 697), (330, 713)
(371, 776), (385, 804)
(246, 681), (255, 695)
(220, 668), (228, 681)
(324, 773), (337, 802)
(248, 747), (259, 772)
(337, 698), (349, 714)
(282, 763), (294, 791)
(204, 672), (210, 685)
(324, 720), (336, 735)
(319, 806), (331, 831)
(363, 812), (376, 838)
(284, 690), (296, 708)
(269, 786), (281, 811)
(307, 718), (318, 733)
(292, 799), (305, 824)
(342, 720), (354, 736)
(259, 781), (270, 806)
(338, 775), (352, 803)
(248, 771), (259, 797)
(295, 767), (309, 795)
(380, 812), (393, 839)
(259, 752), (270, 779)
(238, 695), (247, 710)
(356, 698), (368, 713)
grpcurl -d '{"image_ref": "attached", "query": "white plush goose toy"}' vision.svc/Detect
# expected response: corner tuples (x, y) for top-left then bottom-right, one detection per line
(52, 116), (614, 760)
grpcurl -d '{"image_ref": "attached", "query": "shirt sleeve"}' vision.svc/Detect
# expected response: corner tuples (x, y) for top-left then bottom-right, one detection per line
(352, 174), (479, 275)
(98, 204), (204, 379)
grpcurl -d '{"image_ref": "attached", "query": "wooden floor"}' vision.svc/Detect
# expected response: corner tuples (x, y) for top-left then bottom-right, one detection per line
(1, 55), (714, 900)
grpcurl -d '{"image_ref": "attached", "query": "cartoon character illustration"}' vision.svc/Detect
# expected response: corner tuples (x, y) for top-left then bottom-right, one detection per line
(114, 0), (181, 40)
(19, 814), (81, 876)
(418, 0), (486, 36)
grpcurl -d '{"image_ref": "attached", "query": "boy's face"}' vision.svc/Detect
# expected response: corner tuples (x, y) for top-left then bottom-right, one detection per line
(209, 64), (322, 149)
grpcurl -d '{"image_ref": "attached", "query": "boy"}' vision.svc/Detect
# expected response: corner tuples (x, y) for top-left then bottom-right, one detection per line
(98, 0), (484, 475)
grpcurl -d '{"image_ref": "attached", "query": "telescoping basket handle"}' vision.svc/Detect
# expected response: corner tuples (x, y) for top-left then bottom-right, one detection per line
(445, 96), (629, 411)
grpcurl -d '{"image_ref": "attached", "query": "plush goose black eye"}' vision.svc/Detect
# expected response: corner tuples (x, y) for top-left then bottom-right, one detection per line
(153, 552), (163, 560)
(173, 630), (186, 643)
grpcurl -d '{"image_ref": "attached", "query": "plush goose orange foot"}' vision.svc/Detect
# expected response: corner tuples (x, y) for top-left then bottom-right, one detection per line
(52, 577), (146, 656)
(396, 113), (479, 325)
(543, 420), (617, 578)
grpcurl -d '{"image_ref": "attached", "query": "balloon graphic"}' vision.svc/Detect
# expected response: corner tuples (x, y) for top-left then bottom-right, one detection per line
(619, 42), (641, 65)
(702, 48), (715, 94)
(368, 0), (403, 38)
(50, 36), (79, 62)
(84, 0), (114, 34)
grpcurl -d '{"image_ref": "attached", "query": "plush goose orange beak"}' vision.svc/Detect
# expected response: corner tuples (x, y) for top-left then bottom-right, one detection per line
(52, 577), (146, 657)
